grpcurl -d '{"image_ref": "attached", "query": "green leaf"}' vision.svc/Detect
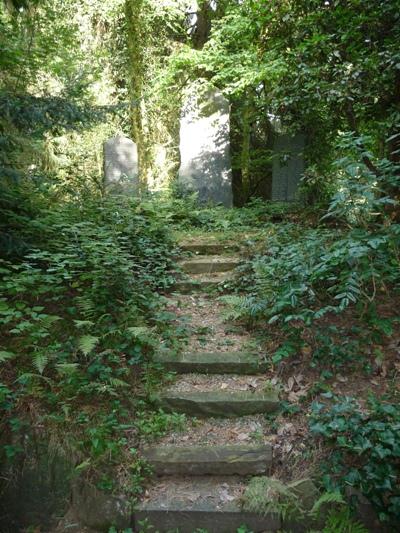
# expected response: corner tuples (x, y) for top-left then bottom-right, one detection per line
(33, 352), (49, 374)
(74, 320), (95, 329)
(0, 351), (17, 363)
(127, 326), (150, 337)
(75, 459), (91, 471)
(78, 335), (99, 355)
(56, 363), (79, 375)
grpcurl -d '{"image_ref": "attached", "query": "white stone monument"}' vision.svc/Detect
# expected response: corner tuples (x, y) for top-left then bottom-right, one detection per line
(103, 135), (138, 194)
(178, 88), (233, 207)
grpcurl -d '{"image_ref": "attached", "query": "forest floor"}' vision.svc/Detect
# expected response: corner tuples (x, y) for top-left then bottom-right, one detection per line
(132, 220), (397, 532)
(3, 200), (398, 532)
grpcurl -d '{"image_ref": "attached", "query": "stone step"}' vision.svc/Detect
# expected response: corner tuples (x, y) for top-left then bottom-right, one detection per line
(173, 273), (231, 294)
(133, 478), (280, 533)
(157, 390), (279, 417)
(180, 256), (240, 274)
(134, 504), (280, 533)
(142, 444), (272, 476)
(153, 351), (267, 374)
(180, 242), (239, 255)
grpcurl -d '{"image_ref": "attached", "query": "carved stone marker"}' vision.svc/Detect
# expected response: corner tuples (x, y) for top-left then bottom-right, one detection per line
(103, 135), (138, 194)
(178, 89), (233, 207)
(271, 133), (305, 201)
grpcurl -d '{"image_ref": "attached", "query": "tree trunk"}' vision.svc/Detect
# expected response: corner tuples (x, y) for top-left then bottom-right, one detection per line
(125, 0), (150, 191)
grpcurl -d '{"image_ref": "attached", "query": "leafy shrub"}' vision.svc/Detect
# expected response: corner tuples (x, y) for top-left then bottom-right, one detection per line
(0, 192), (179, 489)
(223, 221), (400, 367)
(242, 476), (366, 531)
(310, 395), (400, 524)
(163, 195), (297, 233)
(325, 133), (400, 227)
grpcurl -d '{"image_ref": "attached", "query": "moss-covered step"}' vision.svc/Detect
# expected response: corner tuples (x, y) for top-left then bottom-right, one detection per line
(179, 242), (240, 255)
(133, 504), (280, 533)
(156, 390), (279, 417)
(172, 273), (231, 294)
(180, 256), (240, 274)
(133, 477), (280, 533)
(153, 351), (267, 374)
(142, 444), (272, 476)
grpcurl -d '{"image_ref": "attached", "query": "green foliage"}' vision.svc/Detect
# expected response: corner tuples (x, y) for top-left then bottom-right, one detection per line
(166, 195), (297, 233)
(310, 395), (400, 524)
(166, 0), (400, 205)
(242, 476), (368, 531)
(134, 407), (186, 442)
(223, 218), (400, 368)
(0, 192), (180, 493)
(242, 477), (309, 520)
(324, 133), (400, 227)
(322, 508), (368, 533)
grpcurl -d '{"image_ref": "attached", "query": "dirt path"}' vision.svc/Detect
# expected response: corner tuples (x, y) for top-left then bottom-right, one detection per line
(133, 237), (288, 532)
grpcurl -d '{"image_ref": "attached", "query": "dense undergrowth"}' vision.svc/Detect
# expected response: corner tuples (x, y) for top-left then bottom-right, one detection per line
(148, 193), (400, 528)
(2, 175), (400, 528)
(0, 187), (191, 518)
(1, 0), (399, 531)
(161, 156), (400, 527)
(220, 169), (400, 525)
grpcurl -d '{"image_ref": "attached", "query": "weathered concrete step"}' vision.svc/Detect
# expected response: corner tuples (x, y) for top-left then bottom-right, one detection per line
(180, 256), (240, 274)
(134, 476), (281, 533)
(134, 504), (280, 533)
(157, 390), (279, 417)
(180, 242), (239, 255)
(142, 444), (272, 476)
(173, 273), (231, 294)
(153, 351), (267, 374)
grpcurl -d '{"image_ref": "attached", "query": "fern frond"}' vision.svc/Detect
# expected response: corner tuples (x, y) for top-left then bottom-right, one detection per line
(73, 319), (95, 329)
(0, 350), (16, 363)
(323, 508), (368, 533)
(33, 351), (49, 374)
(76, 296), (96, 319)
(242, 477), (304, 520)
(108, 377), (128, 388)
(311, 490), (344, 516)
(127, 326), (150, 337)
(56, 362), (79, 375)
(78, 334), (99, 355)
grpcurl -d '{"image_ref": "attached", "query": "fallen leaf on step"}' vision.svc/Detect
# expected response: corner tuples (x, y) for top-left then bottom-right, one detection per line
(283, 442), (293, 454)
(277, 423), (296, 436)
(219, 488), (235, 502)
(288, 386), (310, 403)
(220, 383), (228, 389)
(237, 432), (250, 441)
(294, 374), (303, 385)
(286, 377), (295, 391)
(380, 364), (388, 377)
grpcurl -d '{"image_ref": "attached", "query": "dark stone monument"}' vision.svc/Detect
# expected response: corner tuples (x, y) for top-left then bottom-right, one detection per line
(271, 133), (305, 201)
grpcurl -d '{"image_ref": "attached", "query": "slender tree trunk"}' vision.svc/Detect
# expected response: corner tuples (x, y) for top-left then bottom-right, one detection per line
(240, 91), (252, 203)
(125, 0), (150, 191)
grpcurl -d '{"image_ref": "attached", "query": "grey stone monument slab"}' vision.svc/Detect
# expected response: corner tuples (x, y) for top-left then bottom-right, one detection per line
(178, 88), (233, 207)
(271, 133), (305, 201)
(103, 135), (138, 194)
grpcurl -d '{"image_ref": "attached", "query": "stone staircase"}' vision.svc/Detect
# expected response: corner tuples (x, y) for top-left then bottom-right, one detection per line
(133, 240), (283, 532)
